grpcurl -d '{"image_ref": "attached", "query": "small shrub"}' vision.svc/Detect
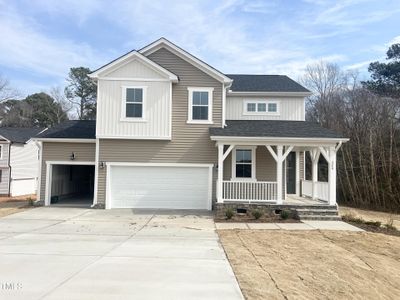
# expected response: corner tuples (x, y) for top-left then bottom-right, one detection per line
(365, 221), (382, 227)
(251, 209), (263, 220)
(27, 197), (34, 206)
(225, 208), (234, 220)
(342, 214), (364, 224)
(280, 210), (290, 220)
(383, 217), (397, 231)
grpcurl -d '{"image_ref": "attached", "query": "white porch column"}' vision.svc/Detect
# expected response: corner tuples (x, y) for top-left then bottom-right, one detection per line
(328, 146), (337, 205)
(276, 145), (283, 204)
(310, 149), (320, 200)
(217, 143), (224, 203)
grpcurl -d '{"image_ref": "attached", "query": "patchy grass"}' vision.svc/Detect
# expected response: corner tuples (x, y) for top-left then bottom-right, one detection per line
(218, 230), (400, 300)
(342, 213), (400, 237)
(340, 206), (400, 230)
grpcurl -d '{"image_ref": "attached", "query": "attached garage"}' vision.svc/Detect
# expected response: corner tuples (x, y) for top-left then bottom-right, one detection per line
(106, 163), (213, 210)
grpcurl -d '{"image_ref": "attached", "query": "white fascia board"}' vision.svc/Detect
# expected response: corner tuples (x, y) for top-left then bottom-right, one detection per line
(210, 135), (349, 146)
(106, 162), (214, 168)
(139, 38), (233, 84)
(33, 138), (96, 143)
(0, 135), (10, 143)
(97, 135), (171, 140)
(89, 51), (178, 82)
(227, 91), (312, 97)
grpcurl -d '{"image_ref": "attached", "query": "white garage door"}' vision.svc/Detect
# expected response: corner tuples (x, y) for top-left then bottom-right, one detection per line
(108, 164), (212, 210)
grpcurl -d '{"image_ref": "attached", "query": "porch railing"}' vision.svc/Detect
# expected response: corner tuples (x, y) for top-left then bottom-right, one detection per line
(301, 180), (329, 202)
(222, 180), (277, 202)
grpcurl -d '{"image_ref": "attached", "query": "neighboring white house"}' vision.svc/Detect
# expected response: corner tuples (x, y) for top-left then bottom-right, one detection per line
(0, 127), (45, 197)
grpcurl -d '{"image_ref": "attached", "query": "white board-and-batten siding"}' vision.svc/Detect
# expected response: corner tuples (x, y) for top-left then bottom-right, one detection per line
(10, 142), (39, 180)
(96, 59), (172, 139)
(226, 96), (305, 121)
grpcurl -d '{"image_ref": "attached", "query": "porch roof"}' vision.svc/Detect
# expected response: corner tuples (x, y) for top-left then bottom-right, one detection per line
(210, 120), (346, 140)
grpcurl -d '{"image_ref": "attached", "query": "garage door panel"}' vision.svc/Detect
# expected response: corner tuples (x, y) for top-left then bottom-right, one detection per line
(109, 165), (211, 210)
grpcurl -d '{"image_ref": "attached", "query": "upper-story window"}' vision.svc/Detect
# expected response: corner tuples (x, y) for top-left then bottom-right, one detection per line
(187, 87), (214, 124)
(121, 86), (146, 121)
(244, 100), (279, 115)
(0, 145), (2, 159)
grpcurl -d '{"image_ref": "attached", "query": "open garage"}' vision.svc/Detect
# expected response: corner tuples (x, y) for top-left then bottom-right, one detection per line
(47, 163), (95, 207)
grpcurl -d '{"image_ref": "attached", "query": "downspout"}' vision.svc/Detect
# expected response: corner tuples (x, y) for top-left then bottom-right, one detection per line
(35, 141), (42, 202)
(7, 143), (11, 196)
(222, 80), (233, 128)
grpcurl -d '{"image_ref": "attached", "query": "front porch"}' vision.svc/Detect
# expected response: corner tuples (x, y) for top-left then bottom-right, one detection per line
(215, 142), (342, 206)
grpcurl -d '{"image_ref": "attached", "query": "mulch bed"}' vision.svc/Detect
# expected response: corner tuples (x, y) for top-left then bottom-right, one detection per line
(215, 215), (300, 223)
(345, 220), (400, 237)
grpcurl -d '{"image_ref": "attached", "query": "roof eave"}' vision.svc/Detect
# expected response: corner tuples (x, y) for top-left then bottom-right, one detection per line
(210, 135), (349, 145)
(227, 91), (312, 97)
(32, 138), (96, 143)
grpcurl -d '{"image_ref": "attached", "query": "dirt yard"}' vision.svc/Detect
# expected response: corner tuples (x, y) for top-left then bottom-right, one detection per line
(340, 206), (400, 230)
(219, 230), (400, 300)
(0, 195), (35, 217)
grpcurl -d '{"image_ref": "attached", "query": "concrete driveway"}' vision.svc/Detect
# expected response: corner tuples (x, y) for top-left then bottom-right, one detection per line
(0, 207), (243, 300)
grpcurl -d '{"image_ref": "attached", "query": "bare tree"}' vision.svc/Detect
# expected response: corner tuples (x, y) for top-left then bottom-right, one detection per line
(50, 87), (73, 122)
(301, 61), (347, 128)
(0, 75), (20, 102)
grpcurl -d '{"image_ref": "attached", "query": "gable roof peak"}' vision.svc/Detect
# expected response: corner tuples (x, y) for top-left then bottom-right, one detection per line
(139, 37), (233, 84)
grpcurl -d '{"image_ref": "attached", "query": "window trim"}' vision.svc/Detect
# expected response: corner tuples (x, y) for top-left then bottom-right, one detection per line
(231, 146), (257, 181)
(120, 86), (147, 122)
(0, 145), (3, 160)
(243, 99), (280, 115)
(187, 87), (214, 124)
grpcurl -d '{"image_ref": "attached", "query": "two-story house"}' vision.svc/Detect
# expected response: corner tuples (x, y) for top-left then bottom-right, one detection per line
(34, 38), (348, 213)
(0, 127), (44, 197)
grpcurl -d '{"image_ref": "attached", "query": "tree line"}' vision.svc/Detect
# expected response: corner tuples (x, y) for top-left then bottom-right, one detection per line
(303, 43), (400, 212)
(0, 67), (96, 127)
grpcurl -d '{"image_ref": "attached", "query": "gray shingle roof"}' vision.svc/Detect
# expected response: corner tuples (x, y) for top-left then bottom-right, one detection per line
(36, 120), (96, 139)
(0, 127), (45, 143)
(226, 74), (310, 93)
(209, 120), (344, 139)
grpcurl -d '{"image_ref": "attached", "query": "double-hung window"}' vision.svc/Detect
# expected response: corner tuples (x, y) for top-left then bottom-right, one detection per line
(232, 148), (256, 180)
(122, 87), (146, 120)
(244, 100), (279, 114)
(187, 87), (213, 123)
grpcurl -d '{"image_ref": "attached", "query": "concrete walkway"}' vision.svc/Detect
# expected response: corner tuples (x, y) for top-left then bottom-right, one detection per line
(215, 220), (363, 231)
(0, 207), (243, 300)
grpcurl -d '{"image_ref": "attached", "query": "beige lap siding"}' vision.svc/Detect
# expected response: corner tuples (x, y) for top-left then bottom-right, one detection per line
(96, 47), (223, 205)
(39, 142), (95, 202)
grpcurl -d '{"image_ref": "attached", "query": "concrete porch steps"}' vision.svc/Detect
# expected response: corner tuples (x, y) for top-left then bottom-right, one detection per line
(295, 206), (341, 221)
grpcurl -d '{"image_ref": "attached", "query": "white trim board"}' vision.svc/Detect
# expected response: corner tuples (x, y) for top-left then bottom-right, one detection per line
(44, 161), (95, 206)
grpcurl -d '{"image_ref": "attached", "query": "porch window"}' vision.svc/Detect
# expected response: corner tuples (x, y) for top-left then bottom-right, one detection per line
(187, 87), (213, 124)
(121, 86), (146, 121)
(232, 148), (256, 179)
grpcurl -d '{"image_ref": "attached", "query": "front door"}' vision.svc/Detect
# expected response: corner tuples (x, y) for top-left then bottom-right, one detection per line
(286, 152), (296, 194)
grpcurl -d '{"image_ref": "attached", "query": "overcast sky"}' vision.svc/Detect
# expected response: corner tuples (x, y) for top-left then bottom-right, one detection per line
(1, 0), (400, 97)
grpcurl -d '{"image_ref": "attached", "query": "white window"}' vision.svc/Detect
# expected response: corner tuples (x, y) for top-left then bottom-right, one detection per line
(121, 86), (146, 121)
(244, 100), (279, 115)
(0, 145), (2, 159)
(187, 87), (213, 124)
(231, 147), (256, 180)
